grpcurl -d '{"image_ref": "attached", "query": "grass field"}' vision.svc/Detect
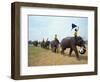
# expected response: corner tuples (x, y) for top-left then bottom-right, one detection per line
(28, 46), (88, 66)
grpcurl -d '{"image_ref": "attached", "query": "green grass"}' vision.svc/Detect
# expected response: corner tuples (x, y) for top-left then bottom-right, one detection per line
(28, 46), (48, 57)
(28, 46), (88, 66)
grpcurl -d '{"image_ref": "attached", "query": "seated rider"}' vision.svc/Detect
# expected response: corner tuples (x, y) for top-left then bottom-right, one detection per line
(74, 27), (79, 44)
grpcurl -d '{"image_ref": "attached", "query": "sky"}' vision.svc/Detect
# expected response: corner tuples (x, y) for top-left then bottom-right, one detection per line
(28, 15), (88, 42)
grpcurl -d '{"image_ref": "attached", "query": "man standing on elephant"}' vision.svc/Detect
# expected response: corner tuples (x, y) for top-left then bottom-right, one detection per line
(74, 27), (79, 44)
(72, 23), (79, 44)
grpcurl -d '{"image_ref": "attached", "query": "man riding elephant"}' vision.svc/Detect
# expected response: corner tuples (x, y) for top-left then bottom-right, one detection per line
(72, 23), (79, 44)
(61, 36), (86, 60)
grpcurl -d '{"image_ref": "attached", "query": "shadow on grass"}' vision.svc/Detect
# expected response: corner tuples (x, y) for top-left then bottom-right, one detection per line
(64, 53), (88, 61)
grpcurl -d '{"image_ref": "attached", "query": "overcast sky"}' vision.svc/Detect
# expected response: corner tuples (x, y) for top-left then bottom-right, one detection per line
(28, 15), (88, 42)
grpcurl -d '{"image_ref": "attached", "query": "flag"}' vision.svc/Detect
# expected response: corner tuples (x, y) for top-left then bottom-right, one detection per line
(72, 23), (77, 30)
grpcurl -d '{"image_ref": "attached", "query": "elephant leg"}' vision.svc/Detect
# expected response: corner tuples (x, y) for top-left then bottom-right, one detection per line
(73, 47), (80, 60)
(56, 46), (59, 53)
(54, 47), (56, 53)
(56, 48), (59, 53)
(69, 48), (73, 56)
(61, 48), (66, 54)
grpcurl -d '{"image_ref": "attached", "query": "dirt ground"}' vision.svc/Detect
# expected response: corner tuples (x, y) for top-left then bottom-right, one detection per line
(28, 46), (88, 66)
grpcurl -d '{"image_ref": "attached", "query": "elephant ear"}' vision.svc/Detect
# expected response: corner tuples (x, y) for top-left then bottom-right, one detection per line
(77, 37), (84, 44)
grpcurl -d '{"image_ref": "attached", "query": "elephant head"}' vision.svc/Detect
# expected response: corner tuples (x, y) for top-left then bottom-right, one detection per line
(76, 36), (86, 49)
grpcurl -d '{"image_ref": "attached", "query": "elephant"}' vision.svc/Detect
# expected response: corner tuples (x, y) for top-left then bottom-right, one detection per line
(51, 39), (60, 53)
(33, 41), (38, 47)
(61, 36), (86, 59)
(44, 41), (51, 49)
(40, 41), (50, 49)
(41, 41), (45, 48)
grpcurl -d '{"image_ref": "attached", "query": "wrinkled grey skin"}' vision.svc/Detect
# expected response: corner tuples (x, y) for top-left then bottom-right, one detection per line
(61, 36), (86, 59)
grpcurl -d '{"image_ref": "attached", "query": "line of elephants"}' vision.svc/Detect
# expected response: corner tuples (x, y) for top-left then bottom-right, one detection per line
(30, 36), (86, 60)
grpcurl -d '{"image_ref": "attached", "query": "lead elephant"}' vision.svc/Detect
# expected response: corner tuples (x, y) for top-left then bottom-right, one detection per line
(61, 36), (86, 59)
